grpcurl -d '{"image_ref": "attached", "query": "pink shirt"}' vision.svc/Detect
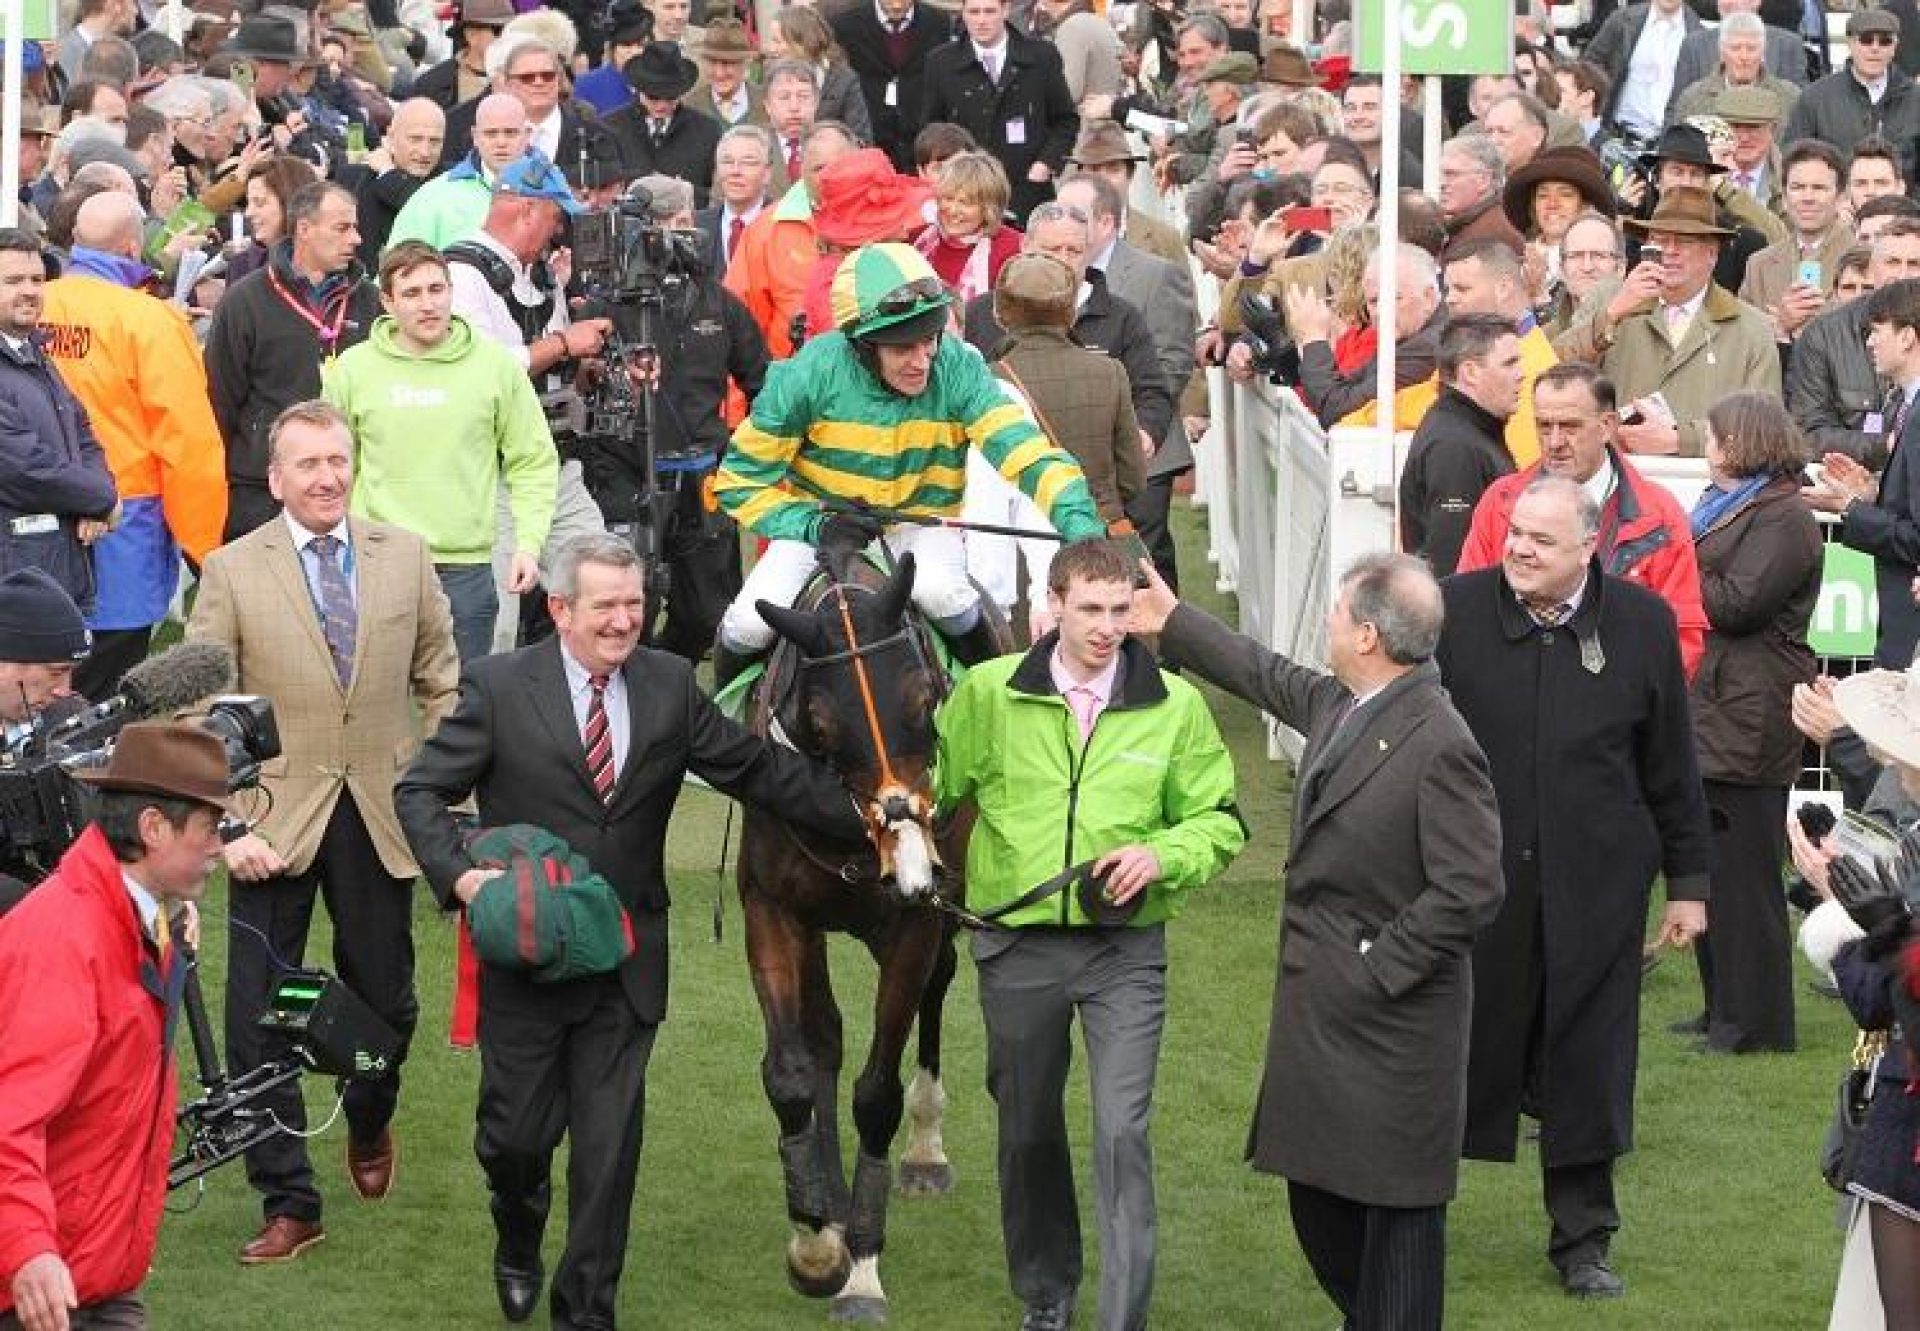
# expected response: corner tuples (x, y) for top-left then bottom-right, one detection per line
(1049, 646), (1120, 742)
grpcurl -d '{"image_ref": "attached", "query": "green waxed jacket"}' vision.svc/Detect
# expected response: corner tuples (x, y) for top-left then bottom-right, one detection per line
(933, 635), (1246, 929)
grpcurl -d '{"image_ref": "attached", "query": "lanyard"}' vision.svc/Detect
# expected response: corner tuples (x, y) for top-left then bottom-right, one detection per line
(266, 266), (351, 358)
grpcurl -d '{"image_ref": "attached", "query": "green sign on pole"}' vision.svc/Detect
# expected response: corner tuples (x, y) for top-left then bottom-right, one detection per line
(1808, 542), (1879, 659)
(1353, 0), (1514, 77)
(0, 0), (59, 44)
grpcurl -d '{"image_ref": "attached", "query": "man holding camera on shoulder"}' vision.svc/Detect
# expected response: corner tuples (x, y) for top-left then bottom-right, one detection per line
(0, 567), (93, 914)
(0, 723), (232, 1331)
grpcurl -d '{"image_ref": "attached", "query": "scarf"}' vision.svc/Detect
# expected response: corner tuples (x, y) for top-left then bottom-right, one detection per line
(1690, 470), (1773, 539)
(64, 246), (152, 289)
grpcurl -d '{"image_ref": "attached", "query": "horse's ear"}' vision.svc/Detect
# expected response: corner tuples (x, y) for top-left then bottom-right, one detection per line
(876, 554), (916, 626)
(757, 600), (829, 656)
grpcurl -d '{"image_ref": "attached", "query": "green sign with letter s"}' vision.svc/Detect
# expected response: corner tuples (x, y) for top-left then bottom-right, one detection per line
(1809, 542), (1878, 659)
(1353, 0), (1514, 77)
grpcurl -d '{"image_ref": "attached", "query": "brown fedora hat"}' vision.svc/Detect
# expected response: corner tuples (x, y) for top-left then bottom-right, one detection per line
(1260, 43), (1319, 87)
(75, 722), (234, 811)
(1622, 184), (1733, 238)
(700, 17), (753, 60)
(1502, 144), (1615, 233)
(1067, 119), (1144, 167)
(459, 0), (516, 28)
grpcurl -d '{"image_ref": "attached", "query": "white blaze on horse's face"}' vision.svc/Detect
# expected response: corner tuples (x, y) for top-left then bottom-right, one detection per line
(870, 782), (939, 897)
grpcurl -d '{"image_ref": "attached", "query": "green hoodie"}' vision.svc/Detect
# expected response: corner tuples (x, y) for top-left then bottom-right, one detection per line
(324, 315), (558, 564)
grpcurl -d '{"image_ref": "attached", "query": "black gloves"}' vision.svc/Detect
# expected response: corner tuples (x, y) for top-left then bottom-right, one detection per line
(1829, 849), (1916, 961)
(817, 508), (885, 562)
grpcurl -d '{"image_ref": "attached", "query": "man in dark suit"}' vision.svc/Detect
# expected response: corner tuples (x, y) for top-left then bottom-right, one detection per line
(187, 400), (459, 1264)
(439, 34), (598, 182)
(691, 124), (773, 278)
(832, 0), (953, 172)
(1583, 0), (1705, 138)
(1805, 275), (1920, 667)
(1436, 475), (1711, 1300)
(921, 0), (1078, 222)
(603, 44), (722, 205)
(1135, 551), (1505, 1331)
(961, 201), (1173, 453)
(395, 533), (867, 1328)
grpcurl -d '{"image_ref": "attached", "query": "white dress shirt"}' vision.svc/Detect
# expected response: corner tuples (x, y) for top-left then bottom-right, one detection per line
(1619, 10), (1688, 135)
(560, 645), (631, 780)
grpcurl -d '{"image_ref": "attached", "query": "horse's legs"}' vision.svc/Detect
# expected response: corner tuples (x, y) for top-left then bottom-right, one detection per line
(742, 886), (852, 1300)
(898, 923), (957, 1197)
(799, 931), (851, 1223)
(832, 915), (948, 1324)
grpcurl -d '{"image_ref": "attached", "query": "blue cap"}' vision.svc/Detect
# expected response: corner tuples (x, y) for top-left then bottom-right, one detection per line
(22, 42), (43, 73)
(494, 149), (585, 216)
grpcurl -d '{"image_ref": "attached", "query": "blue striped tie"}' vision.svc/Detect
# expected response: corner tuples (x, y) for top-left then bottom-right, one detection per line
(309, 534), (357, 686)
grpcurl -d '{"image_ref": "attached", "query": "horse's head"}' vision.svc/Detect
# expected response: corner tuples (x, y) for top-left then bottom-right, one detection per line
(756, 555), (945, 897)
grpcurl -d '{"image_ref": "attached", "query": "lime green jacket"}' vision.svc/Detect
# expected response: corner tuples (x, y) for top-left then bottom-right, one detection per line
(714, 328), (1105, 544)
(934, 637), (1245, 929)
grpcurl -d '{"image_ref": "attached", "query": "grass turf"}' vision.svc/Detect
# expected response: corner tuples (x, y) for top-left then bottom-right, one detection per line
(146, 511), (1854, 1329)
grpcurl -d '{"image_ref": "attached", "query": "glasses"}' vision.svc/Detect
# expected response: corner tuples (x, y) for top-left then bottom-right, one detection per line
(1311, 180), (1371, 201)
(871, 277), (950, 319)
(1857, 31), (1898, 45)
(1564, 249), (1620, 264)
(509, 68), (562, 84)
(1028, 202), (1091, 225)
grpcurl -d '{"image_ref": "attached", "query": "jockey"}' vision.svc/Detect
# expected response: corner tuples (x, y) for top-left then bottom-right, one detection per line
(711, 243), (1109, 681)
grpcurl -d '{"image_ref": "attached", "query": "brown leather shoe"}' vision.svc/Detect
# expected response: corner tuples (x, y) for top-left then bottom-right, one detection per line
(346, 1128), (396, 1202)
(239, 1216), (325, 1265)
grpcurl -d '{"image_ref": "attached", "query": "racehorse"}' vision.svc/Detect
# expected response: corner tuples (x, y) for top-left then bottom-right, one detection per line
(741, 551), (1001, 1323)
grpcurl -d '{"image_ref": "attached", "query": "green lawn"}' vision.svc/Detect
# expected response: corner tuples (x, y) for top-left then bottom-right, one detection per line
(146, 512), (1854, 1328)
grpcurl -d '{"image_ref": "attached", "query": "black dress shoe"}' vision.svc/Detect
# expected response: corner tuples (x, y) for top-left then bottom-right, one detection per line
(1562, 1260), (1625, 1299)
(1667, 1013), (1708, 1036)
(1019, 1297), (1075, 1331)
(494, 1260), (544, 1323)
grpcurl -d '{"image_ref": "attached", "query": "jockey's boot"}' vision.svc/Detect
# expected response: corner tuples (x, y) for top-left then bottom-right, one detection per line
(945, 618), (1006, 668)
(712, 640), (760, 693)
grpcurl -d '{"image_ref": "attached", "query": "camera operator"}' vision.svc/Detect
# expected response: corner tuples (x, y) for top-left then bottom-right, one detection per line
(575, 175), (769, 663)
(0, 568), (91, 915)
(0, 724), (231, 1331)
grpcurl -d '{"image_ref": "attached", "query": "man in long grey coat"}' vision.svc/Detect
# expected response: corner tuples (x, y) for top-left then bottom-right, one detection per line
(1133, 553), (1505, 1331)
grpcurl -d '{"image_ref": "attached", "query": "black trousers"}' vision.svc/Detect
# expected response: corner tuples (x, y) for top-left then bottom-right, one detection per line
(226, 791), (420, 1222)
(0, 1294), (145, 1328)
(74, 626), (152, 700)
(1694, 780), (1795, 1051)
(1286, 1180), (1447, 1331)
(1543, 1158), (1618, 1270)
(1124, 474), (1181, 593)
(477, 973), (657, 1331)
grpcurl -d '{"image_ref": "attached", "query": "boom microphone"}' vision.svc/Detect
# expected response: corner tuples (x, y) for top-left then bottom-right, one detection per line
(42, 641), (237, 749)
(120, 640), (236, 716)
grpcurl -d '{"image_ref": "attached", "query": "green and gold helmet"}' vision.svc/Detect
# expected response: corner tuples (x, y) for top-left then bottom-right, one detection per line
(830, 243), (953, 345)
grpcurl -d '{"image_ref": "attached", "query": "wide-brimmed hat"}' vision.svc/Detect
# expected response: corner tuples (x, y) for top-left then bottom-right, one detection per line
(1198, 51), (1258, 86)
(0, 568), (87, 662)
(1502, 144), (1615, 232)
(1622, 184), (1734, 237)
(700, 17), (753, 60)
(221, 13), (313, 64)
(75, 722), (234, 812)
(1260, 43), (1319, 87)
(1068, 120), (1144, 168)
(458, 0), (515, 28)
(813, 149), (934, 249)
(19, 103), (59, 139)
(1848, 7), (1901, 38)
(623, 42), (698, 99)
(1714, 84), (1782, 125)
(1836, 659), (1920, 770)
(1637, 122), (1727, 175)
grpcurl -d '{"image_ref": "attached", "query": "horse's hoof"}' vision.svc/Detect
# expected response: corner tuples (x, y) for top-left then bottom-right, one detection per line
(895, 1159), (954, 1197)
(831, 1295), (889, 1324)
(787, 1227), (852, 1299)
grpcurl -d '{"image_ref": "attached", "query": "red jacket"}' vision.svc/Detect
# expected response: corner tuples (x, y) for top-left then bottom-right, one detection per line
(0, 826), (177, 1313)
(1455, 447), (1708, 680)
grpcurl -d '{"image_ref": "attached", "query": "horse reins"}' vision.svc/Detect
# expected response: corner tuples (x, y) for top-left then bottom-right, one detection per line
(830, 588), (905, 800)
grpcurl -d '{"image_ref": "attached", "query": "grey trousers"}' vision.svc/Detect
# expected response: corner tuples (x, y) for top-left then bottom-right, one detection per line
(975, 925), (1167, 1331)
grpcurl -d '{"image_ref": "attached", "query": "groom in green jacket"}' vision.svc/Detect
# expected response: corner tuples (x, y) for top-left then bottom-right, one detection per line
(934, 537), (1244, 1331)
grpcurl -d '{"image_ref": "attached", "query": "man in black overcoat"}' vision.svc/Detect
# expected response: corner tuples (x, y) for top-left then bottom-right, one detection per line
(1435, 474), (1712, 1301)
(832, 0), (954, 172)
(920, 0), (1079, 222)
(395, 534), (867, 1329)
(1137, 553), (1505, 1331)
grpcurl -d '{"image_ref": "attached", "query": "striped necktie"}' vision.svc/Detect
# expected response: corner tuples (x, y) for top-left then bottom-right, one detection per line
(584, 674), (615, 803)
(308, 534), (356, 685)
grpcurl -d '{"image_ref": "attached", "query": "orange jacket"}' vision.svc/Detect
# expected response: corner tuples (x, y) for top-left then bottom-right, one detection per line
(40, 275), (227, 564)
(724, 196), (819, 359)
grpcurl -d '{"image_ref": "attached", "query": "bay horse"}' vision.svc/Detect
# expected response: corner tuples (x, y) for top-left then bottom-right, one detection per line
(741, 551), (1001, 1323)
